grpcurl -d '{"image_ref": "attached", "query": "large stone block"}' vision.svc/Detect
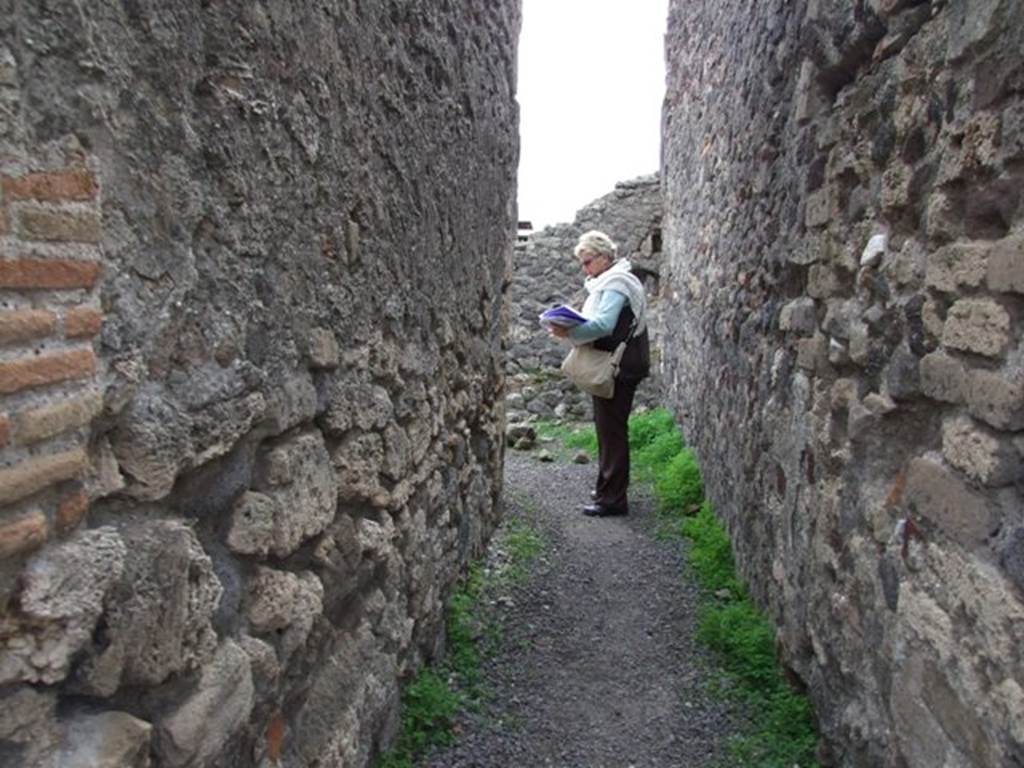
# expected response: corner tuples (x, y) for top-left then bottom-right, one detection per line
(822, 298), (862, 340)
(293, 621), (397, 767)
(941, 298), (1011, 358)
(383, 423), (412, 481)
(261, 373), (318, 436)
(885, 344), (921, 400)
(0, 528), (124, 685)
(322, 380), (394, 436)
(946, 0), (1016, 61)
(880, 163), (912, 211)
(110, 387), (194, 501)
(246, 567), (324, 663)
(924, 190), (960, 241)
(307, 327), (340, 370)
(796, 332), (829, 373)
(942, 414), (1021, 486)
(61, 710), (152, 768)
(920, 350), (968, 403)
(71, 521), (222, 695)
(1002, 527), (1024, 594)
(904, 455), (998, 547)
(925, 241), (989, 292)
(807, 263), (843, 298)
(986, 234), (1024, 294)
(891, 654), (996, 768)
(332, 432), (387, 503)
(967, 368), (1024, 431)
(0, 686), (58, 767)
(226, 429), (338, 558)
(154, 640), (254, 768)
(884, 238), (926, 289)
(224, 492), (277, 557)
(848, 321), (871, 365)
(779, 297), (818, 334)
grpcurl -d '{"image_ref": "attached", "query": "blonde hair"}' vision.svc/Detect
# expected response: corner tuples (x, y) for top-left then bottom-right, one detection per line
(573, 230), (618, 260)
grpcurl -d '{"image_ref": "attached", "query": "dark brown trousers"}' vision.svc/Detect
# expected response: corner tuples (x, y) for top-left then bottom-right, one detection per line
(592, 378), (639, 509)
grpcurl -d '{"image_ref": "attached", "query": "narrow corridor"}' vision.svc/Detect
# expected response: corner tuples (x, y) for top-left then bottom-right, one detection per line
(426, 451), (733, 767)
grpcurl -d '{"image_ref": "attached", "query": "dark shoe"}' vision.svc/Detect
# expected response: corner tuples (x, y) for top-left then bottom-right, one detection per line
(582, 503), (628, 517)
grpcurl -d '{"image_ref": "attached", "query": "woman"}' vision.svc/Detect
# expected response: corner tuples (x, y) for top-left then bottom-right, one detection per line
(549, 230), (650, 516)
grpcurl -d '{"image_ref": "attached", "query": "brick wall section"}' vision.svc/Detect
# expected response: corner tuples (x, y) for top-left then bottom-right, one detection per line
(64, 306), (102, 339)
(0, 310), (57, 344)
(2, 169), (98, 202)
(0, 349), (97, 395)
(0, 163), (104, 561)
(0, 259), (100, 290)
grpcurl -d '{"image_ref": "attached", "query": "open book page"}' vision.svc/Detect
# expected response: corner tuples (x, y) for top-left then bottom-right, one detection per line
(538, 304), (588, 329)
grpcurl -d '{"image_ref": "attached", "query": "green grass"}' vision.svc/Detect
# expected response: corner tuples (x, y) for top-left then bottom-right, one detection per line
(555, 408), (820, 767)
(494, 517), (544, 588)
(446, 564), (486, 694)
(376, 671), (461, 768)
(374, 512), (545, 767)
(532, 420), (598, 459)
(679, 501), (744, 599)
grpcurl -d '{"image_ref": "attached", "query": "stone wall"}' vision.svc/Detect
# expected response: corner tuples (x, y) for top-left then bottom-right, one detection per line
(506, 175), (666, 425)
(0, 2), (519, 766)
(662, 1), (1023, 765)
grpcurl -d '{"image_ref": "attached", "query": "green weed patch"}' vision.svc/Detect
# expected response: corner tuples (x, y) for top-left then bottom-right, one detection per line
(532, 420), (597, 459)
(375, 513), (545, 767)
(376, 670), (460, 768)
(494, 517), (544, 588)
(576, 408), (819, 767)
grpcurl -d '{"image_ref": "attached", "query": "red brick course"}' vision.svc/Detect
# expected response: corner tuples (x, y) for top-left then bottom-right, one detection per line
(0, 348), (96, 395)
(0, 448), (87, 506)
(2, 170), (97, 202)
(57, 488), (89, 532)
(64, 306), (103, 339)
(15, 390), (102, 444)
(18, 209), (101, 243)
(0, 259), (101, 290)
(0, 511), (48, 558)
(0, 309), (57, 344)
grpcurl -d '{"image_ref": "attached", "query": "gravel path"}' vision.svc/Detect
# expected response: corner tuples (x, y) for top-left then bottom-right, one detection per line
(426, 450), (734, 768)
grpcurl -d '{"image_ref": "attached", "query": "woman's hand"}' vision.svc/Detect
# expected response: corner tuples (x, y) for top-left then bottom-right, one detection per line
(548, 325), (570, 339)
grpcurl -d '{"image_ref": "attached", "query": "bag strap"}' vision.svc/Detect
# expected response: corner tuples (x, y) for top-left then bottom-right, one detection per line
(610, 317), (638, 366)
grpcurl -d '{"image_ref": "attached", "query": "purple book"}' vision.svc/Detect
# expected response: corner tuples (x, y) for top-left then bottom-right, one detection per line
(539, 304), (587, 328)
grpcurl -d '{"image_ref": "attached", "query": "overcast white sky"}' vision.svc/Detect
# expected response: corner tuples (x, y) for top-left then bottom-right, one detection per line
(516, 0), (669, 230)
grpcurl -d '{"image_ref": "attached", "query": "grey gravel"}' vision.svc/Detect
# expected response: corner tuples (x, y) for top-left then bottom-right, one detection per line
(425, 451), (735, 768)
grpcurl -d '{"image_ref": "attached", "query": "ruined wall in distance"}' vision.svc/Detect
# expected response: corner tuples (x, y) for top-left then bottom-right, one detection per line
(662, 1), (1023, 765)
(506, 175), (665, 425)
(0, 2), (519, 766)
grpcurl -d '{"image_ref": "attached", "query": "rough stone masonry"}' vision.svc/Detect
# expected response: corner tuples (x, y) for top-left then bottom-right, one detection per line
(662, 1), (1024, 766)
(0, 2), (519, 766)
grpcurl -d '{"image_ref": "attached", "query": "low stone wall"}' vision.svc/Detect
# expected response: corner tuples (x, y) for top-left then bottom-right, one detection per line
(662, 1), (1023, 765)
(0, 3), (519, 766)
(506, 175), (666, 425)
